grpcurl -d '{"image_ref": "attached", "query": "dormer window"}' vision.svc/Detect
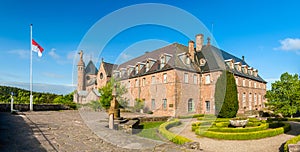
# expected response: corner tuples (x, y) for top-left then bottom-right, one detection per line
(248, 67), (253, 76)
(127, 65), (134, 75)
(225, 59), (234, 69)
(160, 53), (172, 69)
(120, 68), (126, 77)
(113, 70), (120, 78)
(242, 65), (248, 74)
(146, 58), (156, 72)
(234, 62), (242, 72)
(253, 69), (258, 77)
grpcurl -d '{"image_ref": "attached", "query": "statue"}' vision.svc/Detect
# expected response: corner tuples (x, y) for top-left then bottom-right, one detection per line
(78, 50), (83, 60)
(109, 84), (120, 119)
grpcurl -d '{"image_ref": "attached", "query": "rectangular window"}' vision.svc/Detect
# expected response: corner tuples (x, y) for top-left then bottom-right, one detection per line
(205, 75), (211, 84)
(235, 77), (239, 85)
(135, 79), (139, 87)
(193, 74), (197, 84)
(163, 99), (167, 110)
(243, 79), (246, 87)
(249, 81), (251, 87)
(254, 93), (257, 106)
(142, 78), (146, 86)
(163, 73), (167, 83)
(242, 93), (246, 108)
(128, 81), (131, 88)
(184, 73), (189, 83)
(151, 99), (155, 110)
(205, 101), (210, 112)
(249, 93), (252, 110)
(151, 76), (155, 84)
(188, 99), (194, 112)
(254, 82), (257, 88)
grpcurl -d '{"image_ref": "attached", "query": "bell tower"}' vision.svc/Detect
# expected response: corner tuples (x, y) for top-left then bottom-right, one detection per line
(77, 50), (85, 91)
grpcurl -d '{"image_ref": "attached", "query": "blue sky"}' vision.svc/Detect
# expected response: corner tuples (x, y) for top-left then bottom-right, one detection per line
(0, 0), (299, 94)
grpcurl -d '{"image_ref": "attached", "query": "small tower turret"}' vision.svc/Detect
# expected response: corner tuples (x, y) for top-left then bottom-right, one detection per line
(77, 50), (85, 91)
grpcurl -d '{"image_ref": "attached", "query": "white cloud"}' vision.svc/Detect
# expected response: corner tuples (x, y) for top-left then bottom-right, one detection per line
(48, 48), (60, 59)
(8, 49), (29, 59)
(274, 38), (300, 53)
(118, 53), (133, 63)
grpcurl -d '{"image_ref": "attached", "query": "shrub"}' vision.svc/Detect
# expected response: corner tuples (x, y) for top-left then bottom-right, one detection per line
(215, 71), (239, 118)
(158, 119), (192, 144)
(196, 123), (290, 140)
(215, 122), (230, 128)
(284, 134), (300, 152)
(208, 123), (269, 133)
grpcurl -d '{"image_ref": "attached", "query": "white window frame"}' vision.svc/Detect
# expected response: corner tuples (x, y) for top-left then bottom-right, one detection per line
(205, 75), (211, 84)
(193, 74), (197, 84)
(184, 73), (189, 83)
(163, 73), (167, 83)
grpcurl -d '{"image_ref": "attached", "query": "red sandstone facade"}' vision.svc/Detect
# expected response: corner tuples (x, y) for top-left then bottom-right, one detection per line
(74, 34), (267, 117)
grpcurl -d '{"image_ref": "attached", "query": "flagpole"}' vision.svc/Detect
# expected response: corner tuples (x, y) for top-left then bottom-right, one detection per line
(30, 24), (33, 111)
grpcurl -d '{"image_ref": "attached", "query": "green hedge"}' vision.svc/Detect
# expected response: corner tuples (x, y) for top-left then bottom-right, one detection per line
(284, 134), (300, 152)
(158, 119), (192, 144)
(178, 114), (204, 119)
(208, 123), (269, 133)
(195, 123), (291, 140)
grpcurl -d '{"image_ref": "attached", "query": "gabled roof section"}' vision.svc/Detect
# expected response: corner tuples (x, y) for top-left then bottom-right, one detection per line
(102, 61), (118, 77)
(196, 45), (266, 83)
(85, 60), (98, 75)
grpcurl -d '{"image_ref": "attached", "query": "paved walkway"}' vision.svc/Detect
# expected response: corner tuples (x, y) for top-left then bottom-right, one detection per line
(169, 118), (300, 152)
(0, 110), (194, 152)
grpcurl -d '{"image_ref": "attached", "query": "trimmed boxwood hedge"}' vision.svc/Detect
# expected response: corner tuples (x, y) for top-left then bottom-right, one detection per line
(158, 119), (192, 144)
(208, 123), (269, 133)
(195, 123), (291, 140)
(284, 134), (300, 152)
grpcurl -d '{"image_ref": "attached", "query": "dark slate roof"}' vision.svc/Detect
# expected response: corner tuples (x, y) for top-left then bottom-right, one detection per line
(106, 43), (266, 83)
(116, 43), (198, 79)
(102, 61), (117, 77)
(196, 45), (266, 83)
(85, 60), (98, 75)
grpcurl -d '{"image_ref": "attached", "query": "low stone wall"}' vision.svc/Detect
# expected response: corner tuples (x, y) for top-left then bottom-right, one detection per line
(0, 104), (70, 112)
(127, 116), (170, 123)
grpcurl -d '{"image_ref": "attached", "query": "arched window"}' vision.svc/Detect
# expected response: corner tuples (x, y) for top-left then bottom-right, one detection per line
(188, 99), (194, 112)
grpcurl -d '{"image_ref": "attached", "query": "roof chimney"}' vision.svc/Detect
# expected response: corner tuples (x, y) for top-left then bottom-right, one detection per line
(207, 37), (211, 46)
(242, 56), (245, 61)
(196, 34), (204, 52)
(188, 40), (195, 62)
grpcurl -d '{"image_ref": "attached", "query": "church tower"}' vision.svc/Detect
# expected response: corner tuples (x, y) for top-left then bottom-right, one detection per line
(77, 50), (85, 91)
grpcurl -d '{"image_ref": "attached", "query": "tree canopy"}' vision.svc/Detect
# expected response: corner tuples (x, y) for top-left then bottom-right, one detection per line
(98, 78), (128, 110)
(266, 72), (300, 117)
(215, 71), (239, 118)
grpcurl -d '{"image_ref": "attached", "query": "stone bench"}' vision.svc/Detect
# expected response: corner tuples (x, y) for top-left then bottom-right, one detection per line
(119, 119), (139, 134)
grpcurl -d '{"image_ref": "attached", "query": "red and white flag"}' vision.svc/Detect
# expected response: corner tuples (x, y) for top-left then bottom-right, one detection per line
(32, 39), (44, 57)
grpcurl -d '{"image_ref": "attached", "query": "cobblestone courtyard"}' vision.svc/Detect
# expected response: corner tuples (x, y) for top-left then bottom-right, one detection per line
(0, 110), (190, 152)
(1, 110), (299, 152)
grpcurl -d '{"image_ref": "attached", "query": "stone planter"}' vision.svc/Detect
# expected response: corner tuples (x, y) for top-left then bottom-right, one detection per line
(229, 119), (249, 127)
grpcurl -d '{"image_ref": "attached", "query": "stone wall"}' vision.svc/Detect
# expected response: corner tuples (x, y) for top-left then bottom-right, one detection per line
(0, 104), (70, 112)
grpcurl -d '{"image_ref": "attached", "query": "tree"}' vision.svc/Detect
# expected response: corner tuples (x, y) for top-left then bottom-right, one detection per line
(98, 78), (128, 110)
(215, 71), (239, 118)
(266, 72), (300, 118)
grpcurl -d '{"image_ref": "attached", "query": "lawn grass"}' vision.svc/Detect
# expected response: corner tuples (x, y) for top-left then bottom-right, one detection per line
(136, 121), (164, 141)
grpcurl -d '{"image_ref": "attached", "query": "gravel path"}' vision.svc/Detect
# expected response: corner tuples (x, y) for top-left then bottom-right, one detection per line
(169, 119), (300, 152)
